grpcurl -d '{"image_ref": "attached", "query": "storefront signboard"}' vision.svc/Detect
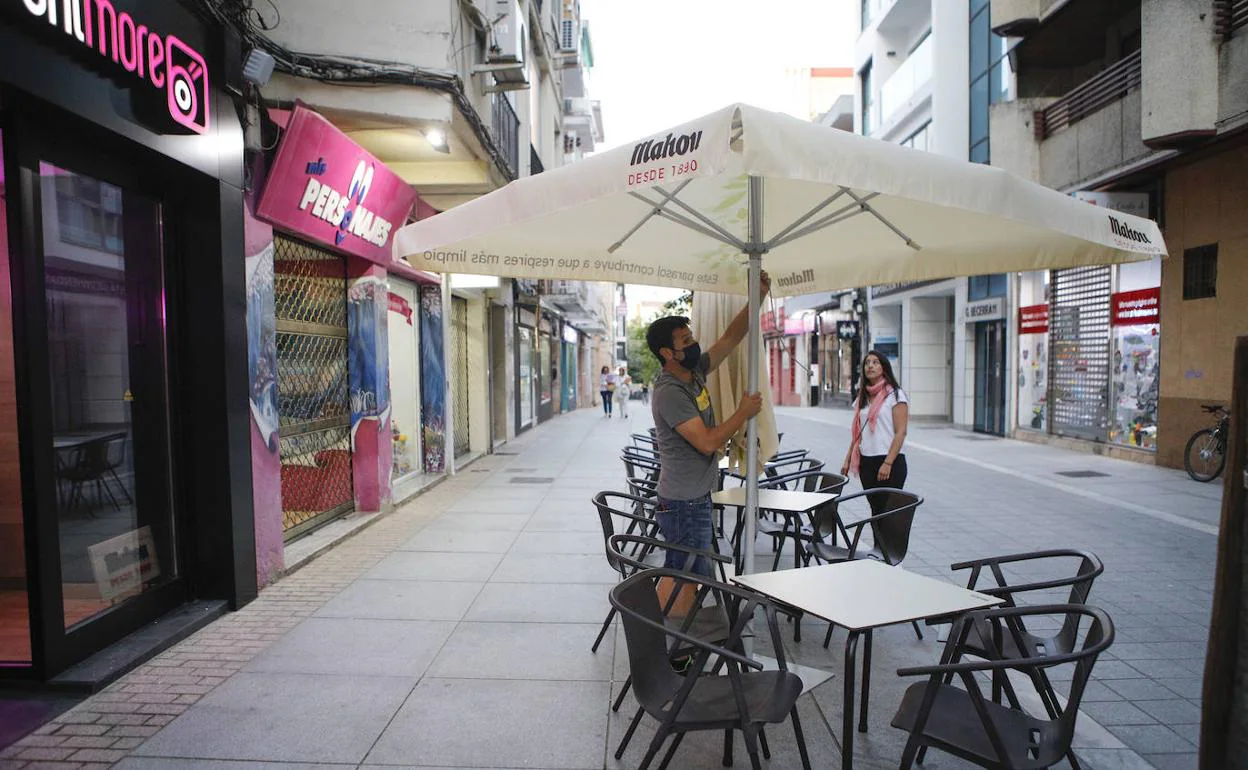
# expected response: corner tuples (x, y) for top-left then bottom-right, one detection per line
(87, 525), (160, 602)
(836, 320), (859, 340)
(257, 106), (417, 265)
(1018, 304), (1049, 334)
(1111, 287), (1160, 326)
(784, 315), (814, 335)
(563, 325), (579, 344)
(1073, 191), (1150, 219)
(964, 297), (1005, 323)
(388, 291), (414, 326)
(13, 0), (212, 135)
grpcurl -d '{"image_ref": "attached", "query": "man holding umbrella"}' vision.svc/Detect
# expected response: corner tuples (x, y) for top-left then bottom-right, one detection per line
(646, 272), (770, 576)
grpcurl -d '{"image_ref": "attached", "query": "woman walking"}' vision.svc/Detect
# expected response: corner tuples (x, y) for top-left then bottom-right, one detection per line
(841, 350), (909, 511)
(616, 366), (632, 419)
(599, 365), (615, 417)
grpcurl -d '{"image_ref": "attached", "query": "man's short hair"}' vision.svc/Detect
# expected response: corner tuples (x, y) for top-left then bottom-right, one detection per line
(647, 316), (690, 362)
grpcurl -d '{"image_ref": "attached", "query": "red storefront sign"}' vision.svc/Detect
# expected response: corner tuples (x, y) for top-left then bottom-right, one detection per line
(1111, 287), (1160, 326)
(256, 106), (417, 265)
(388, 292), (414, 325)
(1018, 304), (1049, 334)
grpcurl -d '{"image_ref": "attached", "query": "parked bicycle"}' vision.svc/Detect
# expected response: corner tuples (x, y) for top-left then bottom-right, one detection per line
(1184, 404), (1229, 482)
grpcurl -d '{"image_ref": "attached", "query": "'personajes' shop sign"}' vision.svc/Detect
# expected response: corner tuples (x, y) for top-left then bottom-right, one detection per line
(257, 106), (417, 265)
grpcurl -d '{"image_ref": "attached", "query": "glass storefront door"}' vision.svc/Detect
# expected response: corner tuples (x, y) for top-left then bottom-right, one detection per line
(973, 321), (1006, 435)
(517, 326), (534, 429)
(40, 161), (179, 634)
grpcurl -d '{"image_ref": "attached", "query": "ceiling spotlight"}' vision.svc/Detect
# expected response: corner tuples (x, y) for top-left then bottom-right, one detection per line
(424, 128), (450, 153)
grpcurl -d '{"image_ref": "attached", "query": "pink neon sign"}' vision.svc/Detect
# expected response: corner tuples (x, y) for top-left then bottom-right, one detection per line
(256, 106), (418, 265)
(21, 0), (210, 134)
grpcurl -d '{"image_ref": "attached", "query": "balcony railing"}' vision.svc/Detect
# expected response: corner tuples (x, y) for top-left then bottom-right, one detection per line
(530, 144), (544, 175)
(878, 35), (933, 126)
(491, 92), (521, 180)
(1035, 50), (1141, 140)
(1214, 0), (1248, 40)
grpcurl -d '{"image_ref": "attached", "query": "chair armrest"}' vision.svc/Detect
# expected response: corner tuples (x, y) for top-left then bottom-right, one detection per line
(610, 597), (763, 670)
(837, 502), (916, 533)
(950, 549), (1101, 573)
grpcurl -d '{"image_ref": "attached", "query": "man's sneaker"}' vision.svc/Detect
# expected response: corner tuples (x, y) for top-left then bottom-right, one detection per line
(670, 653), (695, 675)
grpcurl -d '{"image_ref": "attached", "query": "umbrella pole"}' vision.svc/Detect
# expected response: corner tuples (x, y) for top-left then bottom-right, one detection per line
(743, 176), (763, 577)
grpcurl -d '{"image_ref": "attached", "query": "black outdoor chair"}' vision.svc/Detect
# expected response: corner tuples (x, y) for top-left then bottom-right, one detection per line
(57, 432), (131, 515)
(611, 568), (812, 770)
(805, 488), (925, 647)
(943, 549), (1105, 730)
(622, 453), (662, 501)
(768, 448), (809, 463)
(891, 604), (1114, 770)
(755, 469), (846, 572)
(591, 491), (663, 653)
(632, 433), (658, 450)
(607, 533), (739, 715)
(763, 456), (823, 481)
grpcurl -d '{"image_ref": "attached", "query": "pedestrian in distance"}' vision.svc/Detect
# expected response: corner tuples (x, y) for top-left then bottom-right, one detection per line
(647, 271), (771, 577)
(641, 382), (650, 404)
(841, 349), (910, 513)
(599, 365), (615, 417)
(616, 366), (632, 419)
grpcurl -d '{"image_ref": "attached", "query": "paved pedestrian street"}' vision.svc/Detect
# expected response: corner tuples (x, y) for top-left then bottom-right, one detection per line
(1, 406), (1219, 770)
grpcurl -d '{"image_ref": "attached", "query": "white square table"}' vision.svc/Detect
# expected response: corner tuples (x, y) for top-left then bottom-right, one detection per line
(710, 488), (838, 578)
(733, 560), (1003, 770)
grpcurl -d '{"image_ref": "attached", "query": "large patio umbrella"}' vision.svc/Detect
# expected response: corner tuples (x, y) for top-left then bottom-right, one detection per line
(395, 103), (1166, 575)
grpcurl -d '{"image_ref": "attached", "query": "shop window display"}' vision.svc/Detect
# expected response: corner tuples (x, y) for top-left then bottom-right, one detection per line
(1109, 325), (1159, 449)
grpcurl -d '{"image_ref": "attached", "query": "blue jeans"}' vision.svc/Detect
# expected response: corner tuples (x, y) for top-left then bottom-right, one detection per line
(655, 494), (714, 576)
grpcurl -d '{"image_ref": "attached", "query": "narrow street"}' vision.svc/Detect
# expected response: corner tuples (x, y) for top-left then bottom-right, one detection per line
(3, 406), (1216, 770)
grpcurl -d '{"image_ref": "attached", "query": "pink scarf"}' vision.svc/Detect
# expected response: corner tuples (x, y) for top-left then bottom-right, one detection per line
(849, 380), (892, 477)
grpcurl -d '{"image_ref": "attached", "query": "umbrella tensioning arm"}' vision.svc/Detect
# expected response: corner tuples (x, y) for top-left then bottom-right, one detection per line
(617, 190), (746, 253)
(764, 191), (920, 253)
(649, 185), (747, 251)
(608, 180), (694, 253)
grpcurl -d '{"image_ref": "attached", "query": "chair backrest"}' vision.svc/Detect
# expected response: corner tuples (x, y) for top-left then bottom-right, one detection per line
(764, 457), (823, 481)
(594, 491), (656, 578)
(953, 604), (1115, 764)
(965, 549), (1104, 654)
(614, 573), (686, 711)
(103, 432), (127, 469)
(797, 471), (849, 494)
(867, 489), (920, 564)
(621, 453), (661, 484)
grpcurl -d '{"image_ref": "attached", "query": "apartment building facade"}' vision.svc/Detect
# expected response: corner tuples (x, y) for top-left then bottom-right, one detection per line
(990, 0), (1247, 467)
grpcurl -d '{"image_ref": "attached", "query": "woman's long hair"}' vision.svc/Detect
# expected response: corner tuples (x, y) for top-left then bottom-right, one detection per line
(856, 349), (903, 410)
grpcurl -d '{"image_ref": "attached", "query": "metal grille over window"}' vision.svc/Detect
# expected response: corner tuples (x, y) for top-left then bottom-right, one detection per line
(451, 297), (471, 458)
(273, 236), (354, 540)
(1048, 266), (1111, 441)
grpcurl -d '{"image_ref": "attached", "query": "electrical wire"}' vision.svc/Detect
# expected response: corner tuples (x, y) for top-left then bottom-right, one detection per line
(190, 0), (518, 180)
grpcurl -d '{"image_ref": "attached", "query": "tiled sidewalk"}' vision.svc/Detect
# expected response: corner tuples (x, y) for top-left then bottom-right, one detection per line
(0, 405), (1218, 769)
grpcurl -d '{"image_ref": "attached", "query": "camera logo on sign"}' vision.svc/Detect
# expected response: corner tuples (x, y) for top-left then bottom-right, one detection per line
(21, 0), (211, 134)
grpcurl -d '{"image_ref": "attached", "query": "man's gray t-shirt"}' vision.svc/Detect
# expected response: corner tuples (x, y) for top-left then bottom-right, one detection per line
(652, 354), (718, 500)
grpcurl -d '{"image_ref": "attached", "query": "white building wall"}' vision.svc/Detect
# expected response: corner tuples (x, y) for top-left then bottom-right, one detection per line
(906, 297), (953, 417)
(929, 0), (970, 160)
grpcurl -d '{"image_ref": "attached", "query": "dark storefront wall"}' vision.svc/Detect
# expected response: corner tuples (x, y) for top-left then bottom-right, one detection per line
(0, 2), (253, 679)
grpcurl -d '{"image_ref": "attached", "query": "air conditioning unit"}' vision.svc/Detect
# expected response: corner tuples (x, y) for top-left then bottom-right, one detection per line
(486, 0), (525, 66)
(559, 0), (579, 53)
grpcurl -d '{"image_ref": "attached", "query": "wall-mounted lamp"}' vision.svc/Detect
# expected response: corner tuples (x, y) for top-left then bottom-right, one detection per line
(424, 127), (451, 154)
(242, 49), (276, 87)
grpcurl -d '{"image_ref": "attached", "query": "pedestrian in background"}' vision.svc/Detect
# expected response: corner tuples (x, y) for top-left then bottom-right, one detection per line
(599, 365), (615, 417)
(841, 350), (909, 513)
(616, 366), (632, 419)
(641, 382), (650, 404)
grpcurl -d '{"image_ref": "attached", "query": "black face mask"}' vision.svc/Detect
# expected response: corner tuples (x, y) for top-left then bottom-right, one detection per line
(675, 342), (702, 371)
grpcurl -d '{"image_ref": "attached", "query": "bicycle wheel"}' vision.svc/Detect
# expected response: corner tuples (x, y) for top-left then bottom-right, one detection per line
(1184, 428), (1226, 482)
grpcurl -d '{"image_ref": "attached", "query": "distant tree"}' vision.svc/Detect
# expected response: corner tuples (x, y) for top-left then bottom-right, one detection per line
(661, 290), (693, 318)
(627, 318), (661, 387)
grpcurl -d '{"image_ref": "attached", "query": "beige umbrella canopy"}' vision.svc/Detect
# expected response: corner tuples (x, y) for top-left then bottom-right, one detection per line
(692, 292), (779, 475)
(394, 102), (1167, 574)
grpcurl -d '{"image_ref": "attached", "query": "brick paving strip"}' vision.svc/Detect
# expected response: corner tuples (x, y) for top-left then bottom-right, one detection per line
(0, 459), (500, 770)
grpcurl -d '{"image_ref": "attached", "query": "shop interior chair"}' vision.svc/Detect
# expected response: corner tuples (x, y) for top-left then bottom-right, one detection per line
(891, 604), (1114, 770)
(610, 567), (811, 770)
(607, 533), (742, 715)
(591, 491), (662, 653)
(57, 432), (131, 515)
(939, 549), (1105, 730)
(804, 488), (925, 646)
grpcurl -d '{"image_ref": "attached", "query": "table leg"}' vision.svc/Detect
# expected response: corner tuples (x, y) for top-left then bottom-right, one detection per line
(859, 629), (873, 733)
(843, 630), (858, 770)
